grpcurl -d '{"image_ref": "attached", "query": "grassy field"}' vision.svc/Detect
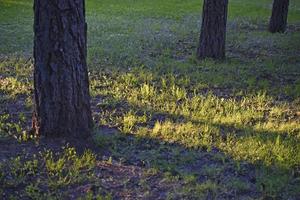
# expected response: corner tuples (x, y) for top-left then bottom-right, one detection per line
(1, 0), (300, 199)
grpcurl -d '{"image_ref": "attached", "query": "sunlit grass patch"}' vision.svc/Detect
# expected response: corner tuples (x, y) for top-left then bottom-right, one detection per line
(91, 67), (300, 198)
(0, 57), (32, 99)
(149, 120), (220, 150)
(91, 68), (300, 161)
(220, 133), (300, 168)
(0, 77), (31, 98)
(0, 113), (30, 141)
(1, 146), (98, 199)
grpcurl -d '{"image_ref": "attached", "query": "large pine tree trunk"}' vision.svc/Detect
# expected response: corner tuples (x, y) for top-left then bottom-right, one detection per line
(269, 0), (289, 33)
(33, 0), (93, 138)
(197, 0), (228, 60)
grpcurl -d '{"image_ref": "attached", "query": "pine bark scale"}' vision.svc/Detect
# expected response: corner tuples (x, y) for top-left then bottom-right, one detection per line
(269, 0), (289, 33)
(197, 0), (228, 60)
(33, 0), (92, 138)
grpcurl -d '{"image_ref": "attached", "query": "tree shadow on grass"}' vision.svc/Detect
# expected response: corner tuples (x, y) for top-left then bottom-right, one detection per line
(94, 126), (261, 199)
(93, 98), (300, 199)
(0, 90), (298, 199)
(94, 124), (300, 199)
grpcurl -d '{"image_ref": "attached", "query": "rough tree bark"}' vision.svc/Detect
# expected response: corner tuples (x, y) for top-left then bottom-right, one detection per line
(197, 0), (228, 60)
(33, 0), (93, 138)
(269, 0), (289, 33)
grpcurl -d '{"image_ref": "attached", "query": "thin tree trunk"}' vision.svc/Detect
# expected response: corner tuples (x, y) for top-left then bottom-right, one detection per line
(197, 0), (228, 60)
(32, 0), (93, 138)
(269, 0), (289, 33)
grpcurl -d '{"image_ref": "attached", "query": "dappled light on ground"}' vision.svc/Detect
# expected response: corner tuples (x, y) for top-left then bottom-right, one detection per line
(1, 0), (300, 199)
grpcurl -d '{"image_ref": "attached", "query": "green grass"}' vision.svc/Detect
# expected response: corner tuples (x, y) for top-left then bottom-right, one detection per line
(0, 146), (114, 199)
(1, 0), (300, 199)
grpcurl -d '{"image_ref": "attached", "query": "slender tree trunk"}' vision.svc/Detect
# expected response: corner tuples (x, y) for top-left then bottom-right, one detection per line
(269, 0), (289, 33)
(32, 0), (93, 138)
(197, 0), (228, 60)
